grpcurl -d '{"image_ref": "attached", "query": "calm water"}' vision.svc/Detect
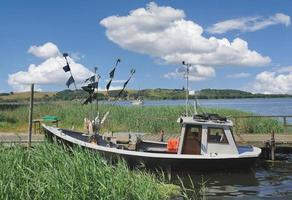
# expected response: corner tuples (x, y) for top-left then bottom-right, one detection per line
(174, 155), (292, 199)
(108, 98), (292, 199)
(105, 98), (292, 116)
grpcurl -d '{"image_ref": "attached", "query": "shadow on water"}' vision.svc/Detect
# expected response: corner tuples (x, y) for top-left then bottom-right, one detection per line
(169, 154), (292, 200)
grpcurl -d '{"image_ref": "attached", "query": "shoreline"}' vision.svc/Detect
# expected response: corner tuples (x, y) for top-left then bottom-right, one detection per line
(2, 96), (292, 104)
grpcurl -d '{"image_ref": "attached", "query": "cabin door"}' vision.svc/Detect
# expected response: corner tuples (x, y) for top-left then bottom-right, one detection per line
(182, 125), (202, 155)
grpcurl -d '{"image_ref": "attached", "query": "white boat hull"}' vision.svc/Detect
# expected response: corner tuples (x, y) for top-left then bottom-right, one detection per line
(43, 125), (261, 171)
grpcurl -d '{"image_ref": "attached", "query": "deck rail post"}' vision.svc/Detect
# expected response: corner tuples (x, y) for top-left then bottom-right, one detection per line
(28, 83), (34, 148)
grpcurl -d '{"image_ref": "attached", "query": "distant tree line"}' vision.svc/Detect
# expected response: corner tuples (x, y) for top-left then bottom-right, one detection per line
(50, 88), (292, 101)
(1, 88), (292, 103)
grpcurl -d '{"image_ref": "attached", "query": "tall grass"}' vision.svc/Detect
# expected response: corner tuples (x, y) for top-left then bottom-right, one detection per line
(0, 102), (283, 134)
(0, 143), (181, 200)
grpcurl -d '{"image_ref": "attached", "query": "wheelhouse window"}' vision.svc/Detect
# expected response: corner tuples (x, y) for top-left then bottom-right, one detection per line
(186, 125), (201, 135)
(207, 127), (228, 144)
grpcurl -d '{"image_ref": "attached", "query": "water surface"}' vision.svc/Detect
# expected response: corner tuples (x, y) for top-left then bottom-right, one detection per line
(105, 98), (292, 116)
(185, 155), (292, 199)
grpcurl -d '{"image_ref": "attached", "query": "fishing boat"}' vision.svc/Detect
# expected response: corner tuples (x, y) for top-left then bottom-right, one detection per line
(131, 89), (144, 105)
(131, 98), (144, 106)
(42, 57), (261, 170)
(43, 113), (261, 170)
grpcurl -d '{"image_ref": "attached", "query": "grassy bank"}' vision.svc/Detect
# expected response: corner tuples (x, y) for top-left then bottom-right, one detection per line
(0, 143), (181, 200)
(0, 102), (283, 134)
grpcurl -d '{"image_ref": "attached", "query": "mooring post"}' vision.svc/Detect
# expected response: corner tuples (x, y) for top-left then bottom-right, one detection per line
(271, 130), (275, 161)
(28, 84), (34, 148)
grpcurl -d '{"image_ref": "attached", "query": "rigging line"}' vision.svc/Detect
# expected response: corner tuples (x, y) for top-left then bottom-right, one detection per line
(187, 102), (194, 116)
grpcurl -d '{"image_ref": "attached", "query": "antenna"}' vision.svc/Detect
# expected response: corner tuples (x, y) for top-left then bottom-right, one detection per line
(182, 61), (191, 117)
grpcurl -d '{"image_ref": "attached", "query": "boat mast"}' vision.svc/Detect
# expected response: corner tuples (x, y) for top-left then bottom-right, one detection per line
(182, 61), (190, 117)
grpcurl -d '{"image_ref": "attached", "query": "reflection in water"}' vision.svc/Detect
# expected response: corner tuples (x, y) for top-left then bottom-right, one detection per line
(172, 154), (292, 199)
(173, 170), (258, 198)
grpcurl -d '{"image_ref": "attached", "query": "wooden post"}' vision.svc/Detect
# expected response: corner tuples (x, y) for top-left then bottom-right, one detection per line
(28, 84), (34, 148)
(271, 130), (275, 161)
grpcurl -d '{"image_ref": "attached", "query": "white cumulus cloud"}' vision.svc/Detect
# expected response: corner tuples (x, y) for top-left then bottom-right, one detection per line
(207, 13), (291, 34)
(248, 66), (292, 94)
(28, 42), (60, 59)
(164, 65), (215, 81)
(100, 2), (271, 68)
(8, 43), (92, 92)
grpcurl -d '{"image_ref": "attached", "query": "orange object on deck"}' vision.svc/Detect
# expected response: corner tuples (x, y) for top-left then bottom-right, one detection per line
(167, 138), (179, 152)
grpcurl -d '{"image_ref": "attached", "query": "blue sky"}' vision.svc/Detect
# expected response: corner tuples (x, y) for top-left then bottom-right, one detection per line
(0, 0), (292, 93)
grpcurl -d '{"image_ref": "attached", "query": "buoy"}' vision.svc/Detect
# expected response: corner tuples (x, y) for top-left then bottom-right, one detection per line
(167, 138), (179, 152)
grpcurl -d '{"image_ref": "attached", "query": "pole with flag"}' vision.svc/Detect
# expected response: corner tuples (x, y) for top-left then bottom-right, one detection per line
(94, 67), (99, 118)
(63, 53), (77, 90)
(106, 58), (121, 95)
(118, 69), (136, 98)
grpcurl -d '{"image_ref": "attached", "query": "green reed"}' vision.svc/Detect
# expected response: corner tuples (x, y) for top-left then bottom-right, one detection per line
(0, 143), (181, 200)
(0, 102), (283, 134)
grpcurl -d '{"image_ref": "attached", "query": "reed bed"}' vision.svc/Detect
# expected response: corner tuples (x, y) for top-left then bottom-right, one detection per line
(0, 102), (283, 134)
(0, 143), (181, 200)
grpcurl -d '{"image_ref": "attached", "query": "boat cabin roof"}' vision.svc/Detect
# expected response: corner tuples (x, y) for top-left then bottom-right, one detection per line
(177, 114), (233, 127)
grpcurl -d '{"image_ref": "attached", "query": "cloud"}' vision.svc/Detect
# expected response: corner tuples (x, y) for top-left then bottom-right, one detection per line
(8, 43), (92, 92)
(207, 13), (291, 34)
(28, 42), (60, 59)
(248, 66), (292, 94)
(276, 66), (292, 73)
(100, 2), (271, 67)
(164, 65), (215, 81)
(227, 72), (251, 78)
(70, 52), (85, 61)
